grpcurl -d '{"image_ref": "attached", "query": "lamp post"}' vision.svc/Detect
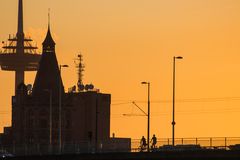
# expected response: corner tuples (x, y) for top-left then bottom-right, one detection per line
(95, 96), (98, 153)
(172, 56), (183, 146)
(141, 81), (150, 152)
(59, 64), (68, 153)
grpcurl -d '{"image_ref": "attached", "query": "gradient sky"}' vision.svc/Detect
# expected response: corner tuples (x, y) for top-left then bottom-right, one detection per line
(1, 0), (240, 139)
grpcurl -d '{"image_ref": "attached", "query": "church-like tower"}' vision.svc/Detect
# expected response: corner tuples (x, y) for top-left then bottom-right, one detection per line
(10, 23), (66, 150)
(32, 24), (64, 98)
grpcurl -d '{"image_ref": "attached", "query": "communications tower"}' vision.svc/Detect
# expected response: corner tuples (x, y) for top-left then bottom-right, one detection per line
(0, 0), (41, 94)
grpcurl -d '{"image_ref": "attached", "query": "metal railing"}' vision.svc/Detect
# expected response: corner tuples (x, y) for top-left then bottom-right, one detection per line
(0, 140), (131, 156)
(131, 137), (240, 152)
(1, 137), (240, 156)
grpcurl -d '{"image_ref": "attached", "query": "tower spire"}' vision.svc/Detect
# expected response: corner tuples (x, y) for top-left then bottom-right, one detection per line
(43, 9), (55, 49)
(17, 0), (24, 35)
(48, 8), (50, 29)
(32, 16), (63, 97)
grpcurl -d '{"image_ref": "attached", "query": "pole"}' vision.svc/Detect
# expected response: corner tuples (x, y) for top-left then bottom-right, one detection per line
(141, 81), (150, 152)
(49, 90), (52, 151)
(172, 57), (176, 146)
(147, 83), (150, 152)
(59, 66), (62, 153)
(172, 56), (183, 146)
(58, 64), (68, 153)
(95, 95), (98, 153)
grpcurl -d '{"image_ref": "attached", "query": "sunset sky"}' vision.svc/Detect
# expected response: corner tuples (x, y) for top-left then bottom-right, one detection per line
(1, 0), (240, 139)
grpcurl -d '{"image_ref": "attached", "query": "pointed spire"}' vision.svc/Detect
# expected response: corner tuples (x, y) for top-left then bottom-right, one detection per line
(32, 14), (64, 98)
(42, 10), (55, 51)
(48, 8), (50, 29)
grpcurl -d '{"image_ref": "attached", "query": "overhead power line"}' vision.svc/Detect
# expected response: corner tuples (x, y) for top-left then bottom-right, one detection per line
(112, 96), (240, 105)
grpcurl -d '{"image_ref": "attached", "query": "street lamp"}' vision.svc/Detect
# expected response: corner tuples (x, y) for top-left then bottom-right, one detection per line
(172, 56), (183, 146)
(141, 81), (150, 152)
(59, 64), (68, 153)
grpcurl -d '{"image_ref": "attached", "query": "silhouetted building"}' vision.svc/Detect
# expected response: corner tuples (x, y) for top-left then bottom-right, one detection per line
(0, 23), (130, 155)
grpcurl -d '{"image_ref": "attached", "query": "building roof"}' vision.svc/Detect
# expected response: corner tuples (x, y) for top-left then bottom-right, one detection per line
(42, 27), (55, 46)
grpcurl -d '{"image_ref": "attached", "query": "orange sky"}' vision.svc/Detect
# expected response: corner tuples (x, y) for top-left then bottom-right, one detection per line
(1, 0), (240, 139)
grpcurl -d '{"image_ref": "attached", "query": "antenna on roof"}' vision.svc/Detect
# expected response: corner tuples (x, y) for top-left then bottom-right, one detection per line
(74, 53), (85, 92)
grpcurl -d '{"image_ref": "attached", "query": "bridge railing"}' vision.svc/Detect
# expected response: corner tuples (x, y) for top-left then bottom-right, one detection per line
(1, 137), (240, 155)
(0, 140), (131, 156)
(131, 137), (240, 151)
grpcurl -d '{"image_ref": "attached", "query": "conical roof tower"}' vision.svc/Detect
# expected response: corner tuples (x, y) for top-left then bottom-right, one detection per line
(32, 21), (64, 98)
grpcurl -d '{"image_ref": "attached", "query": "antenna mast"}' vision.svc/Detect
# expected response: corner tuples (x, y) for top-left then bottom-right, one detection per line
(75, 53), (85, 92)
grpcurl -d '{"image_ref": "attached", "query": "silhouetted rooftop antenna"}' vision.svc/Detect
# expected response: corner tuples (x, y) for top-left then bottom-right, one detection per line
(75, 53), (85, 92)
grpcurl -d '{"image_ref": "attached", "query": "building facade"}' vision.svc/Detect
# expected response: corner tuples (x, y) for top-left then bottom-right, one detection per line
(0, 25), (130, 155)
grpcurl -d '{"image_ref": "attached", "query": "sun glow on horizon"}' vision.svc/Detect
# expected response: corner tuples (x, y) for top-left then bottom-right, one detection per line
(1, 0), (240, 139)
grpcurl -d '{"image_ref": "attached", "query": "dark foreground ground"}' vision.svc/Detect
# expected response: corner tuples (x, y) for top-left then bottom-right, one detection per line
(2, 150), (240, 160)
